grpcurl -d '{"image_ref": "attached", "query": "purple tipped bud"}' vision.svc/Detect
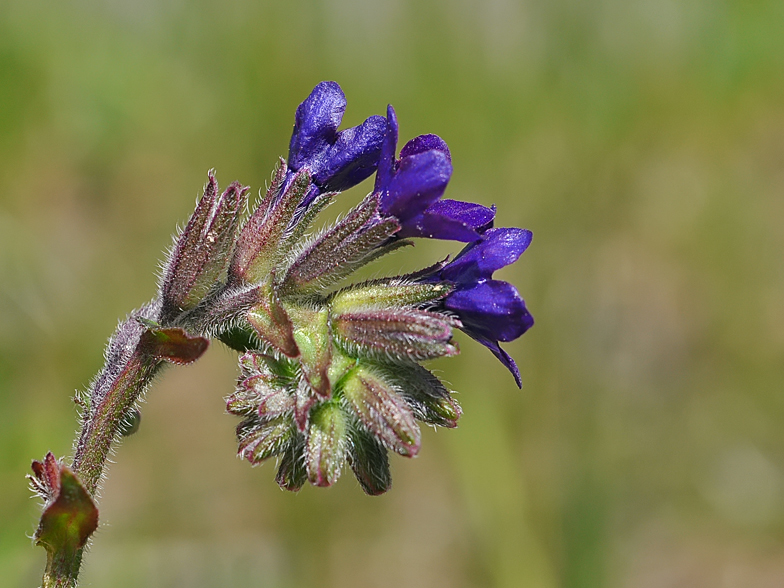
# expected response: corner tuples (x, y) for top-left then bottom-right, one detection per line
(161, 172), (248, 322)
(342, 367), (421, 457)
(332, 309), (460, 361)
(237, 417), (294, 465)
(305, 403), (349, 487)
(230, 166), (312, 284)
(228, 352), (295, 417)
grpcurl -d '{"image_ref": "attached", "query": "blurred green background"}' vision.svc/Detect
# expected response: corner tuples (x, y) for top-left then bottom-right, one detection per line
(1, 0), (783, 586)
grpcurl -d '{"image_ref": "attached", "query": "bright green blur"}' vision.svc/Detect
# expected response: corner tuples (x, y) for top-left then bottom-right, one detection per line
(1, 1), (783, 586)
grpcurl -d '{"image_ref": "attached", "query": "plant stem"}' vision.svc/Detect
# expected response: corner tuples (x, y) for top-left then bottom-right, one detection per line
(41, 546), (84, 588)
(42, 303), (164, 587)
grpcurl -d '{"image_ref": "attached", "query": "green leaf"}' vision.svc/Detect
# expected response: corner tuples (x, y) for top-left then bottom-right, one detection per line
(32, 453), (98, 582)
(138, 326), (209, 364)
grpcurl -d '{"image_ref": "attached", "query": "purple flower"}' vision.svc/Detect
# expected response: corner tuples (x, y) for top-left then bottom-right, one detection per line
(374, 106), (495, 242)
(434, 227), (534, 387)
(287, 82), (386, 201)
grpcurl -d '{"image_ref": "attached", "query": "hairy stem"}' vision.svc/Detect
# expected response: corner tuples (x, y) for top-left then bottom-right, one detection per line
(41, 541), (87, 588)
(72, 303), (164, 495)
(42, 302), (165, 587)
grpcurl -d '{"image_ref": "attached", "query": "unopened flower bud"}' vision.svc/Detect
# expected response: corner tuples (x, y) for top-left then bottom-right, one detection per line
(281, 194), (400, 295)
(286, 305), (332, 398)
(237, 416), (294, 465)
(246, 283), (299, 357)
(332, 308), (459, 361)
(305, 402), (348, 487)
(347, 426), (391, 495)
(275, 437), (308, 492)
(329, 280), (451, 313)
(228, 352), (295, 418)
(342, 366), (421, 457)
(380, 362), (461, 428)
(229, 166), (311, 285)
(160, 172), (248, 322)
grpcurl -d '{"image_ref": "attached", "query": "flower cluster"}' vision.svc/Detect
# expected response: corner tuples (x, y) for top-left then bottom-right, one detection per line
(29, 80), (537, 588)
(157, 81), (534, 494)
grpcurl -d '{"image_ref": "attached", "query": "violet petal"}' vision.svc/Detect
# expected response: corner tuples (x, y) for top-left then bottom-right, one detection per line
(466, 332), (523, 388)
(314, 115), (386, 191)
(403, 199), (495, 241)
(400, 134), (451, 161)
(445, 280), (534, 343)
(374, 105), (399, 193)
(441, 227), (532, 283)
(288, 82), (385, 194)
(288, 82), (346, 172)
(381, 149), (452, 220)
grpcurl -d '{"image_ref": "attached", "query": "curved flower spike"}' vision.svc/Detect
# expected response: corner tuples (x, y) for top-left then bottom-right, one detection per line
(433, 227), (534, 387)
(375, 105), (495, 242)
(288, 81), (386, 201)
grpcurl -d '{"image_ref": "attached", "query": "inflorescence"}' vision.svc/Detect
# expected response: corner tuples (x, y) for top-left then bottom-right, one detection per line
(30, 81), (535, 586)
(190, 81), (536, 493)
(32, 83), (538, 585)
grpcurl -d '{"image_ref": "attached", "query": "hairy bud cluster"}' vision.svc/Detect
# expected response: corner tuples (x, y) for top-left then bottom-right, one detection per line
(162, 162), (461, 493)
(146, 82), (535, 494)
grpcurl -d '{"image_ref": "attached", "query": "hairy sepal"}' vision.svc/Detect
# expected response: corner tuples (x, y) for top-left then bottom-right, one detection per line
(228, 352), (296, 418)
(332, 308), (460, 361)
(330, 279), (452, 313)
(247, 282), (299, 357)
(237, 416), (294, 465)
(341, 366), (421, 457)
(348, 425), (392, 495)
(379, 362), (462, 428)
(287, 305), (332, 398)
(282, 194), (401, 294)
(230, 164), (312, 284)
(306, 403), (349, 487)
(276, 434), (308, 492)
(160, 173), (248, 320)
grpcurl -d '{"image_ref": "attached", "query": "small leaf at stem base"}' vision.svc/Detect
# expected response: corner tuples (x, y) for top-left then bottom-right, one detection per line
(32, 453), (98, 562)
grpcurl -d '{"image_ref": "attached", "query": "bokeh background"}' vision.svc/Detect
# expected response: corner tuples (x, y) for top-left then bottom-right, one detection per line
(1, 0), (783, 586)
